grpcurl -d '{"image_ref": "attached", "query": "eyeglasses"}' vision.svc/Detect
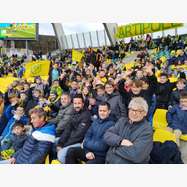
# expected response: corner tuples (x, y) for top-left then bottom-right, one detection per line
(129, 108), (144, 114)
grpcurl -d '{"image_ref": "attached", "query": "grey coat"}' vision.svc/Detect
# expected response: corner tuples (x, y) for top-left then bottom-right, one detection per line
(104, 117), (153, 164)
(49, 103), (74, 136)
(105, 92), (127, 121)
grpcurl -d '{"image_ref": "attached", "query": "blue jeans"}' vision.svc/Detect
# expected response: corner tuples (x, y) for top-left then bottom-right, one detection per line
(57, 143), (81, 164)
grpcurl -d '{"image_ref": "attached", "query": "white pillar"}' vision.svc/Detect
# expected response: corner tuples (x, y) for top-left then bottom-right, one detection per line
(103, 23), (118, 45)
(52, 23), (67, 50)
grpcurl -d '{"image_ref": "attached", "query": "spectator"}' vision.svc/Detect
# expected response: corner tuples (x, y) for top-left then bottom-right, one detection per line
(0, 106), (28, 143)
(0, 122), (27, 155)
(155, 73), (176, 109)
(105, 80), (127, 121)
(69, 80), (79, 100)
(56, 94), (91, 163)
(167, 91), (187, 146)
(25, 89), (42, 115)
(169, 78), (187, 106)
(0, 93), (20, 135)
(50, 63), (61, 83)
(104, 97), (153, 164)
(48, 93), (74, 137)
(66, 102), (115, 164)
(0, 107), (56, 164)
(50, 80), (62, 100)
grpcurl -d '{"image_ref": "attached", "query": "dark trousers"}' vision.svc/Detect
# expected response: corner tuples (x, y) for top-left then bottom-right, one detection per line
(65, 147), (105, 164)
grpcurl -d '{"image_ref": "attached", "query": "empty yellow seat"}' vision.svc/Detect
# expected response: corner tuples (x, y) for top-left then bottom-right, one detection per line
(153, 109), (168, 130)
(153, 129), (177, 143)
(51, 160), (61, 164)
(45, 155), (50, 164)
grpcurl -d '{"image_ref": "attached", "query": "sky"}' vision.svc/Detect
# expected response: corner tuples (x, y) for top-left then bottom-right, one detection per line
(39, 23), (187, 39)
(39, 23), (104, 35)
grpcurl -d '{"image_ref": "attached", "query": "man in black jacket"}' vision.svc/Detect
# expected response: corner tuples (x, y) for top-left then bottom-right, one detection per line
(57, 94), (91, 163)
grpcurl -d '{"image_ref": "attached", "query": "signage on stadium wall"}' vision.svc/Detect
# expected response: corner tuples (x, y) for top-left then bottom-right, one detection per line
(115, 23), (184, 39)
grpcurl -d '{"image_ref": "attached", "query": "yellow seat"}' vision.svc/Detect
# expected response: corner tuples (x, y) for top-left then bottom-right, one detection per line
(51, 160), (61, 164)
(180, 134), (187, 141)
(153, 109), (168, 130)
(45, 155), (50, 164)
(153, 129), (177, 143)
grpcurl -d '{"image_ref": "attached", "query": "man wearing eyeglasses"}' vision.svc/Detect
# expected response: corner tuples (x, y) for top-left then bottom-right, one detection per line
(104, 97), (153, 164)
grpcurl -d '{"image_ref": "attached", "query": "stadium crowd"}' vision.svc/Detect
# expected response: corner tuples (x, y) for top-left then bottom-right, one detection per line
(0, 33), (187, 164)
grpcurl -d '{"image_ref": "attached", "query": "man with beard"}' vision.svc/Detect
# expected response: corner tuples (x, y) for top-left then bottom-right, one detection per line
(56, 94), (91, 163)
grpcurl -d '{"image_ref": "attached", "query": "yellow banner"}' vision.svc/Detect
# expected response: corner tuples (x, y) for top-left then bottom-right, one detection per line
(24, 60), (51, 78)
(0, 77), (18, 93)
(72, 49), (84, 63)
(115, 23), (184, 39)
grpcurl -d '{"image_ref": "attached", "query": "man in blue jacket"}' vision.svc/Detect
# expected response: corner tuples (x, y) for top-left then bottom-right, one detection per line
(0, 107), (56, 164)
(65, 102), (115, 164)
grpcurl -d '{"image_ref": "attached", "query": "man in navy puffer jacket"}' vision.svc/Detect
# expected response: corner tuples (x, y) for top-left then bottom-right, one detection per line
(65, 102), (115, 164)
